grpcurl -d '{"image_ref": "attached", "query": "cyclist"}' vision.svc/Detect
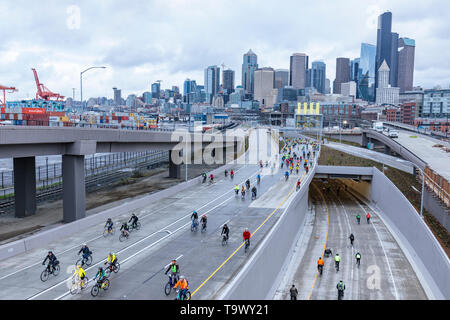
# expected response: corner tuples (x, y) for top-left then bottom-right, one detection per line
(42, 251), (58, 272)
(355, 252), (361, 266)
(221, 224), (229, 241)
(349, 233), (355, 246)
(120, 222), (130, 237)
(366, 212), (371, 224)
(230, 169), (234, 179)
(191, 211), (199, 229)
(234, 184), (239, 195)
(73, 264), (86, 287)
(317, 257), (324, 274)
(356, 214), (361, 224)
(104, 252), (118, 269)
(334, 253), (341, 270)
(257, 174), (261, 184)
(165, 259), (180, 285)
(241, 185), (246, 197)
(336, 280), (345, 299)
(200, 214), (207, 230)
(174, 275), (189, 300)
(78, 244), (91, 266)
(209, 173), (214, 183)
(284, 170), (289, 180)
(251, 186), (257, 199)
(224, 169), (228, 177)
(104, 218), (114, 233)
(243, 228), (251, 247)
(93, 267), (106, 286)
(201, 172), (207, 183)
(295, 165), (299, 175)
(129, 213), (139, 229)
(296, 179), (301, 191)
(245, 179), (250, 190)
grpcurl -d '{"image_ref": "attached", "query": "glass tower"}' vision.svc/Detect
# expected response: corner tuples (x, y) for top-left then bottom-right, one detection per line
(359, 43), (376, 102)
(242, 49), (258, 96)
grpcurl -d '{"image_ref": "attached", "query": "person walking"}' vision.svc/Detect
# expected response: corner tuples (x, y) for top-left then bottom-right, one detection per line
(290, 284), (298, 300)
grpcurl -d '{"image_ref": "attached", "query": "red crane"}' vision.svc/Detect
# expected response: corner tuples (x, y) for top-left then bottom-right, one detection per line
(0, 85), (18, 107)
(31, 68), (65, 101)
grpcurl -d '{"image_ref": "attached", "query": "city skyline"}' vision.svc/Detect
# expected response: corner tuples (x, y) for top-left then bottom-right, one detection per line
(0, 0), (449, 101)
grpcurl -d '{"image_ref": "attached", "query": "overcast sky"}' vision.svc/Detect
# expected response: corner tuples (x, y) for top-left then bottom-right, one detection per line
(0, 0), (449, 101)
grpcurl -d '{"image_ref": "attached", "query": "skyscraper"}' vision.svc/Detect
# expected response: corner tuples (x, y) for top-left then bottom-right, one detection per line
(204, 65), (220, 103)
(333, 57), (351, 94)
(151, 82), (160, 99)
(254, 67), (275, 107)
(290, 53), (308, 89)
(397, 38), (415, 93)
(242, 49), (258, 96)
(113, 87), (121, 106)
(375, 11), (399, 91)
(274, 69), (289, 88)
(359, 43), (376, 102)
(223, 69), (235, 93)
(310, 61), (326, 94)
(376, 60), (399, 105)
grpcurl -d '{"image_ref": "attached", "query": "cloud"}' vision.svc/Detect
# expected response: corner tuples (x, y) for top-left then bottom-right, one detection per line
(0, 0), (449, 101)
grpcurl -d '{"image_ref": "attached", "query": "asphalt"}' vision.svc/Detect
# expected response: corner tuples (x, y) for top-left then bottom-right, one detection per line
(276, 179), (427, 300)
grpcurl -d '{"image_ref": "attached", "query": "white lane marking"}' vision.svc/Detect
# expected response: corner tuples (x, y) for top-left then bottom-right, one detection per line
(346, 192), (399, 300)
(1, 165), (249, 281)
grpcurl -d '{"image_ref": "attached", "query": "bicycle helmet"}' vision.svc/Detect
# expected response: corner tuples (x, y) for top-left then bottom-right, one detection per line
(48, 251), (53, 254)
(83, 243), (87, 247)
(193, 210), (197, 214)
(180, 275), (185, 279)
(202, 214), (206, 218)
(98, 267), (103, 271)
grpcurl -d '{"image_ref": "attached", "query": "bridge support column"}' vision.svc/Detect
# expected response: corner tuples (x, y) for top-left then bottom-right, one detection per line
(362, 133), (369, 147)
(62, 155), (86, 223)
(169, 150), (181, 179)
(384, 145), (392, 155)
(13, 157), (36, 218)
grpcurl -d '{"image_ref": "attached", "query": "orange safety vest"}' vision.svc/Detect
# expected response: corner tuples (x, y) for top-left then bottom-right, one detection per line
(174, 279), (188, 289)
(318, 259), (324, 266)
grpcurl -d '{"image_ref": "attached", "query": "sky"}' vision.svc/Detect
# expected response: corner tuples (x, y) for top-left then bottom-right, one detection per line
(0, 0), (449, 101)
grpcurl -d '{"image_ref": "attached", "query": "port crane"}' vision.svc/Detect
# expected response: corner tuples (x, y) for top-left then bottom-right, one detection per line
(31, 68), (65, 101)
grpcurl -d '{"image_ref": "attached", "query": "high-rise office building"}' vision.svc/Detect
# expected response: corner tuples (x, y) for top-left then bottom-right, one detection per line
(390, 32), (399, 87)
(290, 53), (308, 89)
(242, 49), (258, 96)
(151, 82), (160, 99)
(274, 69), (289, 88)
(254, 67), (275, 107)
(223, 69), (235, 93)
(397, 38), (415, 93)
(359, 43), (377, 102)
(113, 87), (121, 106)
(309, 61), (326, 94)
(204, 65), (220, 103)
(333, 57), (351, 94)
(142, 91), (152, 104)
(376, 60), (399, 105)
(325, 79), (331, 94)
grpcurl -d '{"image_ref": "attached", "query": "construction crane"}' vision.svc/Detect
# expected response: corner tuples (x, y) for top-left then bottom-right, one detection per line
(0, 85), (18, 107)
(31, 68), (65, 101)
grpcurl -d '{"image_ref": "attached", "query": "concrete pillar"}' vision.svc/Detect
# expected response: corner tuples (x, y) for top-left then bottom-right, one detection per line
(62, 155), (86, 223)
(362, 133), (369, 147)
(384, 145), (392, 155)
(169, 150), (181, 179)
(13, 157), (36, 218)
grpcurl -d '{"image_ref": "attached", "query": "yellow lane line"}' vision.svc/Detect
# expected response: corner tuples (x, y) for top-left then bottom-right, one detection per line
(306, 183), (330, 300)
(191, 172), (306, 298)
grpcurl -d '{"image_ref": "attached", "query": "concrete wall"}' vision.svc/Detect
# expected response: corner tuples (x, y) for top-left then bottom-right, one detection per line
(370, 168), (450, 299)
(322, 133), (363, 145)
(423, 188), (450, 232)
(220, 164), (317, 300)
(339, 179), (372, 200)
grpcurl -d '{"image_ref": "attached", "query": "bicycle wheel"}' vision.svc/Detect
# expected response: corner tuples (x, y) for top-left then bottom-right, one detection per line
(103, 229), (109, 238)
(135, 222), (141, 230)
(104, 268), (111, 278)
(85, 255), (93, 266)
(113, 262), (120, 273)
(164, 282), (172, 295)
(91, 285), (99, 297)
(103, 278), (110, 290)
(222, 237), (227, 246)
(119, 234), (126, 242)
(53, 265), (60, 276)
(185, 291), (191, 300)
(75, 258), (83, 267)
(40, 269), (49, 282)
(81, 276), (89, 290)
(70, 282), (79, 295)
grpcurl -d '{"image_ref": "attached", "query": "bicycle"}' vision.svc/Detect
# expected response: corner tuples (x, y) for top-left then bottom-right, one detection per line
(241, 191), (245, 199)
(129, 221), (141, 232)
(251, 191), (257, 200)
(40, 262), (60, 282)
(221, 234), (228, 246)
(91, 278), (110, 297)
(76, 253), (93, 267)
(356, 258), (361, 268)
(103, 226), (115, 237)
(191, 219), (198, 232)
(175, 289), (191, 300)
(337, 290), (344, 300)
(244, 239), (250, 253)
(335, 261), (340, 272)
(201, 222), (207, 233)
(164, 274), (179, 295)
(70, 275), (89, 295)
(119, 230), (130, 242)
(318, 265), (323, 276)
(104, 262), (120, 277)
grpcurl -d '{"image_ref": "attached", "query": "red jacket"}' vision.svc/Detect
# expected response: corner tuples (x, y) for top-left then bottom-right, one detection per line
(243, 231), (251, 240)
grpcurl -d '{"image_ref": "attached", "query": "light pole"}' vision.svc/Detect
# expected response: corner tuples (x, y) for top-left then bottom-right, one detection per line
(80, 66), (107, 110)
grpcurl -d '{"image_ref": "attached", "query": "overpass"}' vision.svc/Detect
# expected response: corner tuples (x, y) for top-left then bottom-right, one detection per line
(0, 126), (242, 222)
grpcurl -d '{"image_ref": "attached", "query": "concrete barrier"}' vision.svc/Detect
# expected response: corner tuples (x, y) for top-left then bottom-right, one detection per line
(0, 150), (246, 260)
(219, 163), (317, 299)
(370, 167), (450, 299)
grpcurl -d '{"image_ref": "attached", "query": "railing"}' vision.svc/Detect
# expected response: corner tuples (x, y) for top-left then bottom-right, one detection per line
(423, 166), (450, 207)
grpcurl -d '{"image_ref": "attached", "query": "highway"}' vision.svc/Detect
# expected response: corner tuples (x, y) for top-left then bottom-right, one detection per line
(0, 139), (309, 300)
(276, 179), (427, 300)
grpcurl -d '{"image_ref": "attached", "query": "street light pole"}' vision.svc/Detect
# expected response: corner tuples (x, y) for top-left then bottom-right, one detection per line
(80, 66), (107, 110)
